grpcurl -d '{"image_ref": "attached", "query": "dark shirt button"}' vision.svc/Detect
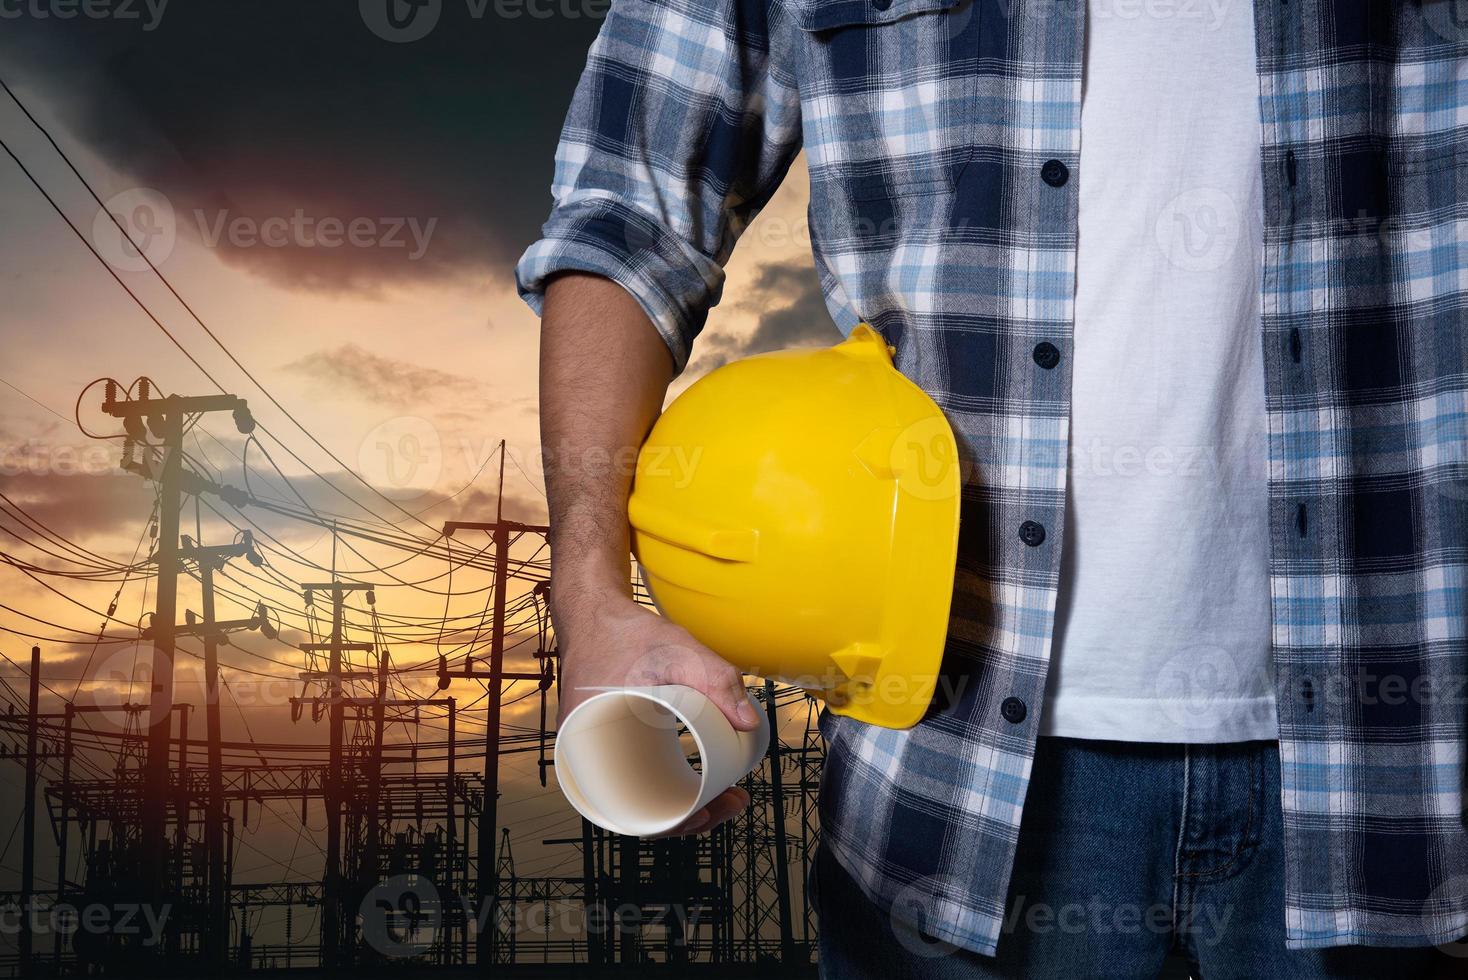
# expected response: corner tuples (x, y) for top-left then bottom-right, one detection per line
(1040, 159), (1069, 187)
(1018, 520), (1046, 547)
(1001, 697), (1028, 724)
(872, 0), (893, 9)
(1032, 342), (1061, 369)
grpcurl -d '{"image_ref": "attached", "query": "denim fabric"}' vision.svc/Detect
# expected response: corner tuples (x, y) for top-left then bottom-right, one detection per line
(814, 737), (1451, 979)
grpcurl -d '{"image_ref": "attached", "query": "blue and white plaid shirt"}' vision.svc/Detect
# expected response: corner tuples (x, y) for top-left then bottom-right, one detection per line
(518, 0), (1468, 955)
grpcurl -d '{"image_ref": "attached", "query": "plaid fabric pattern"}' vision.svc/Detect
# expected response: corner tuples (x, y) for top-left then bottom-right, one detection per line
(518, 0), (1468, 956)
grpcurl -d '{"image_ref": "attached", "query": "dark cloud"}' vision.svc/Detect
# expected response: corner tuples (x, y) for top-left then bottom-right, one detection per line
(0, 442), (545, 554)
(690, 258), (842, 373)
(0, 469), (156, 541)
(437, 484), (547, 526)
(232, 464), (547, 536)
(736, 261), (844, 350)
(0, 1), (604, 292)
(282, 343), (485, 408)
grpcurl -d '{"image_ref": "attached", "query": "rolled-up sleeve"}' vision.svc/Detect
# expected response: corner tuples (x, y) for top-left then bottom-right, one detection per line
(515, 0), (803, 372)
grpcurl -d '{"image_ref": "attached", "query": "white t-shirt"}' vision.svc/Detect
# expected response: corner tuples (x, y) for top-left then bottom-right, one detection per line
(1042, 0), (1277, 743)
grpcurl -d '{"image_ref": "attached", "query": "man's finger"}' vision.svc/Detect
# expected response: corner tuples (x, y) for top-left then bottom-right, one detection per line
(698, 787), (752, 830)
(656, 787), (751, 838)
(664, 807), (711, 837)
(691, 650), (763, 731)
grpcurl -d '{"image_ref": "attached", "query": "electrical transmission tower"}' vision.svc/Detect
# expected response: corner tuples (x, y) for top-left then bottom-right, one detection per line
(0, 383), (826, 976)
(100, 380), (256, 917)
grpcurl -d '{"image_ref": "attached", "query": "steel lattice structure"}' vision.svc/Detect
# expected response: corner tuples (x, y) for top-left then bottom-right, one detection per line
(0, 385), (824, 976)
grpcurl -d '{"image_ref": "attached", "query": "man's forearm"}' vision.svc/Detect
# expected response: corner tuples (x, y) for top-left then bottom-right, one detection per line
(539, 272), (674, 621)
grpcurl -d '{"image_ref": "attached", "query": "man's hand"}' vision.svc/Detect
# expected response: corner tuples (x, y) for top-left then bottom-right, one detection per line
(555, 589), (760, 837)
(540, 271), (755, 838)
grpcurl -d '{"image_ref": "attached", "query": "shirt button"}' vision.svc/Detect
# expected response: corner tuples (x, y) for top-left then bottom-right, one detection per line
(1040, 159), (1069, 187)
(1018, 520), (1046, 547)
(1001, 697), (1028, 724)
(872, 0), (893, 9)
(1032, 342), (1060, 369)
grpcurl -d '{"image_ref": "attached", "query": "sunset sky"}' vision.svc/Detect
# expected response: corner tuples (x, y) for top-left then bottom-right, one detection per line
(0, 0), (834, 945)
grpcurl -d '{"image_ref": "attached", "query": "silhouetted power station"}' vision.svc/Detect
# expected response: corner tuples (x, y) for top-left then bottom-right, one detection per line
(0, 382), (824, 976)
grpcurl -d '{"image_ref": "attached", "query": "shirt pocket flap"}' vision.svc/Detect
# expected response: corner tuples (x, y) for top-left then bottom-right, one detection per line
(792, 0), (964, 32)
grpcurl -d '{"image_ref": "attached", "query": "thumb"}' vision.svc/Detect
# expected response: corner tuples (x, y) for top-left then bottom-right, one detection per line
(688, 650), (763, 732)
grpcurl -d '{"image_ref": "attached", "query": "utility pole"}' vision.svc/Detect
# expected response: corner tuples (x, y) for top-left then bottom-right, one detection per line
(19, 645), (40, 976)
(177, 535), (267, 970)
(763, 680), (796, 963)
(298, 580), (375, 972)
(100, 382), (254, 912)
(54, 703), (74, 964)
(143, 401), (180, 894)
(364, 648), (388, 893)
(483, 512), (509, 967)
(444, 697), (458, 966)
(581, 818), (600, 965)
(170, 704), (190, 959)
(200, 564), (226, 970)
(439, 440), (550, 966)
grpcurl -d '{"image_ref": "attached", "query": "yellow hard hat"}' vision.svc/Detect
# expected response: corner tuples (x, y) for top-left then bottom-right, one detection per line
(628, 324), (961, 729)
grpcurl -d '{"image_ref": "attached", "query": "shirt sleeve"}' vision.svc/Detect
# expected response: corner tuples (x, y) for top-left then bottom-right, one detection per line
(515, 0), (803, 373)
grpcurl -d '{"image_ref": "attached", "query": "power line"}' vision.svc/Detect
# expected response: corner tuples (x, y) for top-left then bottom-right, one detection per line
(0, 73), (450, 542)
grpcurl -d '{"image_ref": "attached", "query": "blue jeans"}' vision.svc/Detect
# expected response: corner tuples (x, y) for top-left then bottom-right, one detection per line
(815, 737), (1449, 979)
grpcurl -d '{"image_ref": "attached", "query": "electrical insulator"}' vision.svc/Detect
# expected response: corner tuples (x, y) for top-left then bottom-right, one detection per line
(104, 379), (117, 406)
(232, 403), (256, 435)
(137, 378), (150, 400)
(257, 604), (278, 641)
(121, 439), (136, 470)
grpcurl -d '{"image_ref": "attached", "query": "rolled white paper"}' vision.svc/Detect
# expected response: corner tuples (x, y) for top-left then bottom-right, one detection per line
(554, 684), (770, 837)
